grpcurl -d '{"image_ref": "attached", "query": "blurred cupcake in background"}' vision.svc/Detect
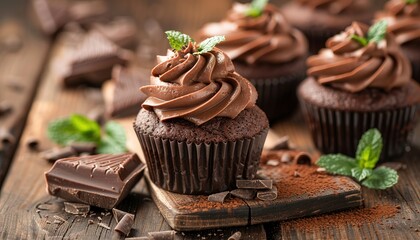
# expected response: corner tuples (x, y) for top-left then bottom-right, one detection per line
(282, 0), (374, 53)
(199, 0), (308, 123)
(375, 0), (420, 82)
(298, 21), (420, 160)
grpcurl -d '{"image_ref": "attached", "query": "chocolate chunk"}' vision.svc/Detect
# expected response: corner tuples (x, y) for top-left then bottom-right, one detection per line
(208, 191), (230, 203)
(0, 100), (12, 116)
(295, 152), (312, 165)
(63, 31), (131, 87)
(257, 186), (278, 201)
(103, 65), (149, 118)
(230, 189), (256, 200)
(64, 202), (90, 215)
(98, 222), (111, 230)
(228, 231), (241, 240)
(261, 150), (312, 166)
(269, 136), (290, 150)
(114, 213), (134, 236)
(236, 179), (273, 190)
(26, 137), (39, 150)
(91, 17), (137, 49)
(112, 208), (130, 223)
(70, 142), (97, 154)
(45, 153), (146, 209)
(41, 147), (77, 162)
(148, 230), (176, 240)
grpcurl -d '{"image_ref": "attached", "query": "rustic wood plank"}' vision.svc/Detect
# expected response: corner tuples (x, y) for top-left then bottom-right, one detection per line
(0, 2), (50, 187)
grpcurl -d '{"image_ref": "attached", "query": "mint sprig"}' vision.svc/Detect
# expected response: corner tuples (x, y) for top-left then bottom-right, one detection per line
(350, 20), (388, 46)
(165, 30), (194, 51)
(406, 0), (418, 4)
(47, 114), (127, 154)
(194, 36), (225, 55)
(245, 0), (269, 17)
(317, 129), (399, 190)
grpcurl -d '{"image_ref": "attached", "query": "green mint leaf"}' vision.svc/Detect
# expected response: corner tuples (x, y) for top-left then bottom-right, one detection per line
(195, 36), (225, 55)
(367, 20), (388, 44)
(362, 167), (398, 189)
(70, 114), (101, 142)
(406, 0), (417, 4)
(351, 34), (368, 46)
(97, 121), (127, 154)
(316, 154), (358, 176)
(355, 128), (383, 169)
(351, 167), (372, 181)
(245, 0), (268, 17)
(47, 116), (100, 146)
(165, 30), (193, 51)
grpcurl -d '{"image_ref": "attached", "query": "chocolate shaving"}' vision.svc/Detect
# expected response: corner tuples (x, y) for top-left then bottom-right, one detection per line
(70, 142), (97, 154)
(208, 191), (230, 203)
(257, 186), (278, 201)
(295, 153), (312, 165)
(64, 202), (90, 215)
(228, 231), (242, 240)
(148, 230), (176, 240)
(114, 214), (134, 236)
(269, 136), (290, 150)
(236, 179), (273, 190)
(98, 222), (111, 230)
(230, 189), (256, 200)
(112, 208), (129, 223)
(41, 147), (77, 162)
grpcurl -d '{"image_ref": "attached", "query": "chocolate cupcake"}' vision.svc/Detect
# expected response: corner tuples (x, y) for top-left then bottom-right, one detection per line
(133, 32), (269, 194)
(282, 0), (374, 53)
(199, 1), (308, 122)
(375, 0), (420, 82)
(298, 22), (420, 160)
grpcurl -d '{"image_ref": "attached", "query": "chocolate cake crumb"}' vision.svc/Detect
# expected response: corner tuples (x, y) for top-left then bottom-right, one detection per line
(283, 204), (399, 231)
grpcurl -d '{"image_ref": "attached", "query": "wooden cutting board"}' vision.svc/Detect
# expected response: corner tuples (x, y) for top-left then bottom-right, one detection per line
(147, 162), (363, 231)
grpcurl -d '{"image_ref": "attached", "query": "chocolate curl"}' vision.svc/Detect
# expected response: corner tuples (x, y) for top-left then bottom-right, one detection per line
(114, 214), (134, 236)
(257, 186), (278, 201)
(148, 230), (176, 240)
(228, 231), (242, 240)
(208, 191), (230, 203)
(261, 150), (312, 165)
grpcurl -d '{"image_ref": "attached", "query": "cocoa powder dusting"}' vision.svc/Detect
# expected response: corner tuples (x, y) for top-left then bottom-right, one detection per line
(283, 204), (399, 231)
(177, 196), (244, 211)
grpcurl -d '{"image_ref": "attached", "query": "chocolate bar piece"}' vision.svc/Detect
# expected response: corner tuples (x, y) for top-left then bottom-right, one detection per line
(208, 191), (230, 203)
(64, 202), (90, 215)
(91, 17), (137, 49)
(45, 153), (145, 209)
(103, 65), (149, 117)
(236, 179), (273, 190)
(230, 189), (256, 200)
(63, 32), (131, 87)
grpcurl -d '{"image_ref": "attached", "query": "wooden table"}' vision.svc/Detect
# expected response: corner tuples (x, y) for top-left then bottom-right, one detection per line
(0, 0), (419, 239)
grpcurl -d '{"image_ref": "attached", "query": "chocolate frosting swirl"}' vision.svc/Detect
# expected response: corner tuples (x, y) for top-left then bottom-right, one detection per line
(141, 43), (257, 125)
(307, 22), (411, 93)
(199, 3), (307, 65)
(295, 0), (370, 14)
(376, 0), (420, 44)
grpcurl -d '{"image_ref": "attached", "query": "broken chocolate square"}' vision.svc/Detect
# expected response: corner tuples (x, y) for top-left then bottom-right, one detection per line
(45, 153), (145, 209)
(64, 202), (90, 215)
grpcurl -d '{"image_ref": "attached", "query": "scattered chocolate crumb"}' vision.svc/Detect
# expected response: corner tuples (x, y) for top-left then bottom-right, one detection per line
(283, 204), (399, 232)
(208, 191), (230, 203)
(53, 220), (63, 224)
(53, 215), (67, 222)
(88, 219), (94, 225)
(97, 216), (102, 221)
(98, 222), (111, 230)
(236, 179), (273, 189)
(46, 220), (51, 224)
(228, 231), (241, 240)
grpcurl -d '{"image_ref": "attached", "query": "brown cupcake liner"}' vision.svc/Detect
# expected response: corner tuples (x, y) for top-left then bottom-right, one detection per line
(249, 74), (305, 123)
(411, 61), (420, 84)
(300, 100), (418, 160)
(135, 128), (269, 195)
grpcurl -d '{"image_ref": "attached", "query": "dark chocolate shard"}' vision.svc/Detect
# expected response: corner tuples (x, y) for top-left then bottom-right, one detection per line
(63, 31), (131, 87)
(70, 142), (97, 154)
(228, 231), (242, 240)
(257, 186), (278, 201)
(208, 191), (230, 203)
(114, 213), (134, 236)
(42, 147), (77, 162)
(148, 230), (176, 240)
(236, 179), (273, 190)
(103, 65), (149, 118)
(230, 189), (256, 200)
(45, 153), (146, 209)
(91, 17), (137, 49)
(269, 136), (290, 150)
(64, 202), (90, 215)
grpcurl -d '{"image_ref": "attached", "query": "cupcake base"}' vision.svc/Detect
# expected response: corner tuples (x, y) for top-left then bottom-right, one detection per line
(298, 78), (420, 160)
